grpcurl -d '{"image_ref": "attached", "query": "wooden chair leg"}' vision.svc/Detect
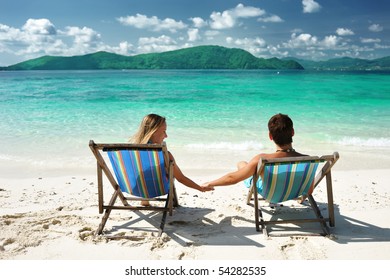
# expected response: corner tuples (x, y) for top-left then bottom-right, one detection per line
(326, 172), (335, 227)
(173, 186), (179, 207)
(247, 186), (254, 205)
(308, 194), (330, 236)
(96, 209), (112, 235)
(97, 164), (103, 214)
(95, 191), (118, 235)
(167, 193), (173, 216)
(159, 209), (168, 237)
(254, 186), (260, 232)
(258, 207), (268, 236)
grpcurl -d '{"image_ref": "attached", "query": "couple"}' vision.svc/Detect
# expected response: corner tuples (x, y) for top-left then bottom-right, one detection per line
(130, 113), (307, 198)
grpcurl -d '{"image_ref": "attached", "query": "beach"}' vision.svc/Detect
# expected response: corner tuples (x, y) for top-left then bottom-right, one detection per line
(1, 149), (389, 261)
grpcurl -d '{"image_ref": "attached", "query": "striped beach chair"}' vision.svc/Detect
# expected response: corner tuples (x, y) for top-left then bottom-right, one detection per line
(89, 140), (178, 236)
(247, 153), (339, 236)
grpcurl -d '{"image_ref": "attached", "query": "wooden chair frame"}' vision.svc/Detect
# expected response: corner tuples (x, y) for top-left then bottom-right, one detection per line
(89, 140), (179, 236)
(247, 152), (339, 236)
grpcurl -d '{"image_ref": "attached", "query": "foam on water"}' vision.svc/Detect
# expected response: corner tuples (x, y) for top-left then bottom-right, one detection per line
(337, 137), (390, 147)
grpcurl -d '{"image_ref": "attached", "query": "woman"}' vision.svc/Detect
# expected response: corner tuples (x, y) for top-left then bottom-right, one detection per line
(130, 114), (213, 206)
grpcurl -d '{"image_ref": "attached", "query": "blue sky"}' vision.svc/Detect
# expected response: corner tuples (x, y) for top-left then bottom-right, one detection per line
(0, 0), (389, 66)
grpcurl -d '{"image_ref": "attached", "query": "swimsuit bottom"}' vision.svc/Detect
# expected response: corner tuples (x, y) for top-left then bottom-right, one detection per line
(244, 176), (263, 193)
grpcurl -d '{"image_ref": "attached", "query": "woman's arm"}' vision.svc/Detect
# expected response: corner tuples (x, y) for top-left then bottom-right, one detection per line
(169, 152), (214, 192)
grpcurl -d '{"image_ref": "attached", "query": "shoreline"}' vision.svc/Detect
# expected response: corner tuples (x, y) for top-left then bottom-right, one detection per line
(1, 144), (390, 179)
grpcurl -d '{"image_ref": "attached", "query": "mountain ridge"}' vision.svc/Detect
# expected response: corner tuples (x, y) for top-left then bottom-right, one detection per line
(282, 56), (390, 71)
(1, 45), (388, 71)
(0, 45), (303, 70)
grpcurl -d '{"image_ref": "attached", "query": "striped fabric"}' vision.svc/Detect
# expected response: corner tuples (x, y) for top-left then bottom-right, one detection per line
(261, 161), (319, 204)
(107, 149), (169, 198)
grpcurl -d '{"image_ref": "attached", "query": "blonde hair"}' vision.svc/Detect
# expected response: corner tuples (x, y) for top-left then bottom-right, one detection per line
(130, 114), (166, 144)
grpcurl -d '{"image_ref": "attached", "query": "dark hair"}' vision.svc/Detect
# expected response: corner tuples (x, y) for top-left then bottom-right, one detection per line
(268, 113), (294, 145)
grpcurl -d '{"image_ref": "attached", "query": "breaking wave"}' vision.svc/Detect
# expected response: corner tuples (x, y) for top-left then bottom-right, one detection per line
(337, 137), (390, 147)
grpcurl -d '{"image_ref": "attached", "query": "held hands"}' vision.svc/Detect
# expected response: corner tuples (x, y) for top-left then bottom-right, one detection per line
(198, 183), (214, 192)
(199, 182), (214, 192)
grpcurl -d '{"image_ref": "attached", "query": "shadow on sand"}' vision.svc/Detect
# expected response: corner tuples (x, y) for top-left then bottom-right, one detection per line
(101, 200), (389, 246)
(104, 205), (264, 247)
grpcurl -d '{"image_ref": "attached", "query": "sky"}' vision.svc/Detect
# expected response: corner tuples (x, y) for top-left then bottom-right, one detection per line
(0, 0), (389, 66)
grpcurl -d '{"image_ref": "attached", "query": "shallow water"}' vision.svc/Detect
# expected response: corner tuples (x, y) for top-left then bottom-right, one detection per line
(1, 69), (389, 174)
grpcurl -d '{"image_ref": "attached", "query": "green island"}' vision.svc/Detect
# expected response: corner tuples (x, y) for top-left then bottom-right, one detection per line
(0, 45), (302, 70)
(1, 45), (389, 71)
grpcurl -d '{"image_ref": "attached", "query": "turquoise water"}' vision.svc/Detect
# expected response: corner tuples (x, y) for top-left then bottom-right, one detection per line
(1, 70), (389, 173)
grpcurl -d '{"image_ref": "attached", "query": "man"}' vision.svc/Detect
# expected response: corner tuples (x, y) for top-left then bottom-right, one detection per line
(201, 113), (306, 190)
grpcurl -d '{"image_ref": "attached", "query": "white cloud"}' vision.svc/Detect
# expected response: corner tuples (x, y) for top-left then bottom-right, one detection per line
(231, 37), (266, 48)
(104, 41), (135, 56)
(267, 45), (289, 57)
(138, 35), (175, 45)
(188, 28), (200, 42)
(234, 3), (265, 17)
(22, 18), (56, 35)
(286, 33), (318, 48)
(333, 43), (380, 58)
(296, 50), (326, 59)
(210, 11), (236, 29)
(138, 35), (179, 53)
(55, 26), (105, 56)
(116, 41), (134, 55)
(258, 15), (284, 23)
(302, 0), (322, 13)
(277, 31), (365, 60)
(0, 23), (22, 42)
(226, 36), (268, 56)
(210, 3), (265, 29)
(117, 14), (157, 29)
(16, 36), (68, 57)
(210, 11), (235, 29)
(64, 26), (101, 45)
(204, 30), (220, 40)
(190, 17), (207, 28)
(285, 32), (344, 51)
(0, 18), (110, 60)
(336, 28), (354, 36)
(374, 43), (390, 50)
(159, 18), (187, 33)
(320, 35), (340, 48)
(369, 24), (383, 32)
(361, 38), (381, 44)
(117, 14), (187, 33)
(291, 28), (304, 33)
(0, 19), (68, 58)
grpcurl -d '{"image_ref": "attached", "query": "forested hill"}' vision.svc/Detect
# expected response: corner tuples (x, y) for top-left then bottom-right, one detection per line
(283, 56), (390, 71)
(1, 45), (303, 70)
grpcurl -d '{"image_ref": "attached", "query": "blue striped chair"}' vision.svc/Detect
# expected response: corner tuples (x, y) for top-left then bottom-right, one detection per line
(246, 153), (339, 236)
(89, 140), (178, 236)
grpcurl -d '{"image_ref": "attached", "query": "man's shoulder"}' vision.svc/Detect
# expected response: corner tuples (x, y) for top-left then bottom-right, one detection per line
(259, 152), (308, 159)
(258, 153), (281, 159)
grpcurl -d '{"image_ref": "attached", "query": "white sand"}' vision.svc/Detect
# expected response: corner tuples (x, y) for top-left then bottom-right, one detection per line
(1, 152), (389, 262)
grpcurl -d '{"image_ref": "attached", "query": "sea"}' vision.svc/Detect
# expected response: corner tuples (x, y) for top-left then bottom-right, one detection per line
(1, 69), (389, 176)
